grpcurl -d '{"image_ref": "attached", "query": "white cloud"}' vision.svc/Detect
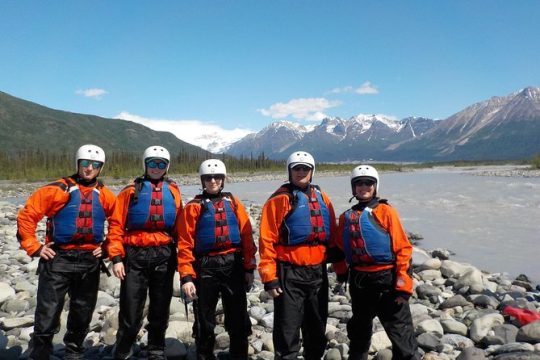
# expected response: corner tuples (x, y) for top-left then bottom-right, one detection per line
(114, 112), (253, 153)
(75, 88), (108, 99)
(328, 81), (379, 95)
(329, 86), (354, 94)
(257, 98), (341, 122)
(355, 81), (379, 94)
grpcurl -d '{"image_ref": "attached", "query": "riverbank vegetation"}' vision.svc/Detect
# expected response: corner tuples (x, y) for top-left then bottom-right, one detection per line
(1, 149), (539, 181)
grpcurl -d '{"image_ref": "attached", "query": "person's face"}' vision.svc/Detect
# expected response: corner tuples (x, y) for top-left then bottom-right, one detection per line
(354, 178), (376, 201)
(290, 164), (312, 188)
(145, 159), (168, 180)
(202, 174), (224, 194)
(77, 159), (103, 181)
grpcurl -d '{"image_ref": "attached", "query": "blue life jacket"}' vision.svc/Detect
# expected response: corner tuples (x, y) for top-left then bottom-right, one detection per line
(50, 178), (106, 244)
(275, 185), (330, 246)
(126, 178), (177, 232)
(342, 199), (395, 265)
(194, 193), (242, 255)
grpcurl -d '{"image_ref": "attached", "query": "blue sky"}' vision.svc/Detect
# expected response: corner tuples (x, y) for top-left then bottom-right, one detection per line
(1, 1), (539, 148)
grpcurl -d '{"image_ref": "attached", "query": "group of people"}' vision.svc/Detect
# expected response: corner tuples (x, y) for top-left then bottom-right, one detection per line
(16, 145), (421, 360)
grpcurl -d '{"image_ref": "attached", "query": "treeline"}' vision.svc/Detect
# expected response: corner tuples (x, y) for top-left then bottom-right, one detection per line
(0, 150), (286, 181)
(4, 149), (537, 181)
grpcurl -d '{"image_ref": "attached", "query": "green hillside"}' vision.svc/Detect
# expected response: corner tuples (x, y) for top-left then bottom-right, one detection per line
(0, 91), (210, 179)
(0, 91), (207, 155)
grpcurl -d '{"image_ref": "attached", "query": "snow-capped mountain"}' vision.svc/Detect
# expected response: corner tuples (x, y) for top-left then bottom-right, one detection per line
(226, 87), (540, 161)
(226, 114), (435, 161)
(224, 120), (311, 157)
(188, 131), (245, 154)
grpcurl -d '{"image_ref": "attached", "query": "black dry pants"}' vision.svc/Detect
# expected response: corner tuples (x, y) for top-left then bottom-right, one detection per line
(273, 262), (328, 360)
(347, 269), (419, 360)
(30, 250), (100, 360)
(194, 253), (251, 360)
(114, 244), (176, 359)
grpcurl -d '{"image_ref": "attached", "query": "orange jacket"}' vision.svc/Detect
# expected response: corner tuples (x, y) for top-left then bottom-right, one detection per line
(334, 201), (414, 295)
(258, 185), (337, 286)
(17, 177), (116, 257)
(106, 178), (183, 260)
(177, 193), (257, 279)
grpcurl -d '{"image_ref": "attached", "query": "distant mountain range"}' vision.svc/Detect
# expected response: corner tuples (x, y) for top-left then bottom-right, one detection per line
(226, 87), (540, 161)
(0, 91), (209, 158)
(1, 87), (539, 163)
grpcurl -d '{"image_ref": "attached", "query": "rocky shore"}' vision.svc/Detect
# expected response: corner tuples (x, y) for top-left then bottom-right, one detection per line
(0, 196), (539, 360)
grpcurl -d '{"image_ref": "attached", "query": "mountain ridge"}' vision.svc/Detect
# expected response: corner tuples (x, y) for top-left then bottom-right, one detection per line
(226, 87), (540, 161)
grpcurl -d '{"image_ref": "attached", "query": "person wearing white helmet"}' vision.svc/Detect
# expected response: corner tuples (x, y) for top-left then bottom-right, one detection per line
(332, 165), (419, 360)
(178, 159), (256, 360)
(258, 151), (338, 360)
(17, 144), (116, 360)
(107, 145), (183, 360)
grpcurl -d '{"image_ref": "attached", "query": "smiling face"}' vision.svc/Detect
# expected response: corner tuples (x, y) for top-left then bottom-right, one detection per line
(290, 164), (312, 188)
(77, 159), (103, 181)
(202, 174), (224, 194)
(354, 178), (376, 201)
(145, 158), (168, 180)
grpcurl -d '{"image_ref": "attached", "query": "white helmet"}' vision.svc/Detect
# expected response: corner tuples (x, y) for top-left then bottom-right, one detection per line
(350, 164), (379, 196)
(75, 144), (105, 171)
(286, 151), (315, 181)
(199, 159), (227, 177)
(199, 159), (227, 190)
(142, 145), (170, 172)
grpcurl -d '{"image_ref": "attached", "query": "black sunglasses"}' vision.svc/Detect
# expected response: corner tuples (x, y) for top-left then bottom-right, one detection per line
(292, 165), (312, 171)
(202, 174), (224, 181)
(354, 179), (375, 187)
(79, 160), (103, 169)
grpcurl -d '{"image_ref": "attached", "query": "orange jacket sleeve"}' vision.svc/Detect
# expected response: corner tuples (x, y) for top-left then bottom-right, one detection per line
(232, 195), (257, 271)
(258, 193), (290, 285)
(376, 204), (414, 295)
(176, 200), (201, 279)
(17, 181), (70, 256)
(106, 185), (134, 259)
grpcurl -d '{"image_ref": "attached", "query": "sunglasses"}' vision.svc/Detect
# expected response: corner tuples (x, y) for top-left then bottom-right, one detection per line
(354, 179), (375, 187)
(292, 165), (312, 172)
(202, 174), (224, 182)
(146, 160), (168, 170)
(79, 160), (103, 169)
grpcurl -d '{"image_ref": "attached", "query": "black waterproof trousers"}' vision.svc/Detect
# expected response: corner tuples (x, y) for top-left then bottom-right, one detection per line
(193, 253), (251, 360)
(29, 250), (100, 360)
(273, 262), (328, 360)
(347, 269), (420, 360)
(114, 244), (176, 360)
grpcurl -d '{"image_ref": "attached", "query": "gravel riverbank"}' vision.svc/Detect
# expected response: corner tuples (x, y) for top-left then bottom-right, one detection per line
(0, 195), (539, 359)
